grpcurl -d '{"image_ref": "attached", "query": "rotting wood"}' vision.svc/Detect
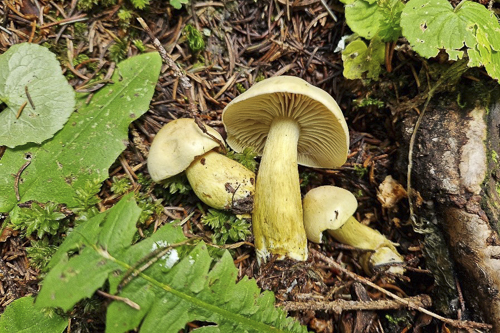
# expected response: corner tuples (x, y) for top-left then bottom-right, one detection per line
(399, 97), (500, 332)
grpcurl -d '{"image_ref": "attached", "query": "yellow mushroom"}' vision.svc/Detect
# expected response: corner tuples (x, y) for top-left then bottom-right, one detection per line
(303, 186), (404, 275)
(223, 76), (349, 262)
(147, 118), (255, 214)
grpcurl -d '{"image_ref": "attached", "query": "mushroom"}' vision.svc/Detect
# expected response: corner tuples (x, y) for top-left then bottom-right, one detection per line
(303, 186), (404, 275)
(222, 76), (349, 261)
(147, 118), (255, 214)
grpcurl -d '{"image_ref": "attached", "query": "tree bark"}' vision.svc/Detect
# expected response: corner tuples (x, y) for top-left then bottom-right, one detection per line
(399, 98), (500, 331)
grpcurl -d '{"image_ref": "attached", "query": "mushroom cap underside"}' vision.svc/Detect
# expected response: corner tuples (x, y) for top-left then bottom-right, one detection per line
(147, 118), (224, 182)
(222, 76), (349, 168)
(303, 185), (358, 243)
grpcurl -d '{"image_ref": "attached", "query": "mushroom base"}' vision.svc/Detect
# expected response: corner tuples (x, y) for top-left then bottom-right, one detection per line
(327, 216), (404, 275)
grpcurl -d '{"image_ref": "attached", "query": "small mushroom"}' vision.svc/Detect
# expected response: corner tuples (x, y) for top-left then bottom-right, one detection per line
(223, 76), (349, 262)
(147, 118), (255, 214)
(303, 186), (404, 275)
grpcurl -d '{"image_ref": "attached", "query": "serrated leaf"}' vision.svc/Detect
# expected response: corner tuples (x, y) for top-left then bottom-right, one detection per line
(0, 43), (75, 148)
(342, 37), (386, 80)
(401, 0), (500, 78)
(0, 296), (67, 333)
(0, 52), (161, 213)
(36, 196), (306, 333)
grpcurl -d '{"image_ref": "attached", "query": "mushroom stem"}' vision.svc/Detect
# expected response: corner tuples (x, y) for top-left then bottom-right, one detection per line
(327, 216), (404, 274)
(185, 151), (255, 214)
(253, 117), (307, 262)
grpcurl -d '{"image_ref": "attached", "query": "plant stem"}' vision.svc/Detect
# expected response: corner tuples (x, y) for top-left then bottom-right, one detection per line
(252, 117), (307, 262)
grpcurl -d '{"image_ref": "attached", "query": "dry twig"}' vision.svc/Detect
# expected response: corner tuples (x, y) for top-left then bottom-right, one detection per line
(312, 249), (492, 331)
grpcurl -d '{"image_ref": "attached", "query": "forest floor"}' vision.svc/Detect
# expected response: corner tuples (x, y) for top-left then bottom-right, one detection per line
(0, 0), (493, 332)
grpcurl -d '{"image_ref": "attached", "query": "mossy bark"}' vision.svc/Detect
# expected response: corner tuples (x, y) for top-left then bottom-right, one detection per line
(398, 97), (500, 331)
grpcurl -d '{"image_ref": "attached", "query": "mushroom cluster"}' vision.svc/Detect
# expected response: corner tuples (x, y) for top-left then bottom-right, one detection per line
(147, 77), (403, 275)
(222, 76), (403, 273)
(147, 118), (255, 214)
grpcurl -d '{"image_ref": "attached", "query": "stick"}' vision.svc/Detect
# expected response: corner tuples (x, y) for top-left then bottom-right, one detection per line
(281, 295), (431, 313)
(117, 238), (199, 291)
(14, 154), (32, 201)
(25, 86), (35, 110)
(16, 101), (27, 119)
(311, 249), (492, 330)
(96, 290), (140, 310)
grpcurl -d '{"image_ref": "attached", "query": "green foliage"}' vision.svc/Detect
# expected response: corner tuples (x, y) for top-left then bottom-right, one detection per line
(110, 176), (132, 195)
(118, 8), (133, 24)
(133, 39), (146, 53)
(401, 0), (500, 80)
(342, 0), (403, 42)
(77, 0), (117, 11)
(0, 296), (67, 333)
(341, 0), (500, 81)
(356, 97), (385, 108)
(170, 0), (189, 9)
(74, 179), (102, 209)
(34, 195), (306, 333)
(110, 176), (163, 225)
(161, 173), (192, 195)
(342, 37), (385, 80)
(201, 209), (252, 245)
(26, 238), (59, 271)
(109, 39), (129, 63)
(0, 43), (75, 148)
(183, 24), (205, 53)
(354, 164), (369, 178)
(77, 0), (147, 10)
(236, 83), (247, 93)
(299, 170), (319, 188)
(226, 147), (259, 172)
(378, 0), (405, 42)
(11, 202), (66, 239)
(135, 192), (164, 225)
(343, 0), (383, 40)
(0, 52), (161, 214)
(73, 179), (102, 221)
(130, 0), (150, 10)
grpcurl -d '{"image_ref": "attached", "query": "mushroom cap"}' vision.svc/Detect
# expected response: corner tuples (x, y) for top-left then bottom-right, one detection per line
(222, 76), (349, 168)
(303, 186), (358, 243)
(147, 118), (224, 182)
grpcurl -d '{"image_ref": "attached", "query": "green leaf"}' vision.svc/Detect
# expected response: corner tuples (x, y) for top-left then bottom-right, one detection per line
(344, 0), (404, 41)
(345, 0), (382, 40)
(342, 37), (386, 80)
(36, 193), (141, 310)
(0, 43), (75, 148)
(0, 296), (67, 333)
(378, 0), (405, 42)
(170, 0), (189, 9)
(36, 196), (306, 333)
(0, 52), (161, 213)
(401, 0), (500, 77)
